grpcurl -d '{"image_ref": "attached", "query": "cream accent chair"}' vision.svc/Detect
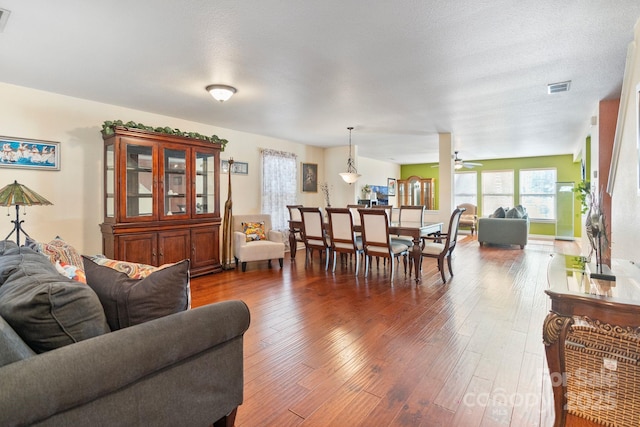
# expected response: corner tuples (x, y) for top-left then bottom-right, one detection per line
(457, 203), (478, 235)
(233, 214), (285, 272)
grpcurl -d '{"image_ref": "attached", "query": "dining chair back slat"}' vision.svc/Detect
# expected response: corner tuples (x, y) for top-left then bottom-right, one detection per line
(399, 205), (425, 225)
(359, 208), (409, 281)
(370, 204), (393, 224)
(326, 207), (364, 274)
(347, 204), (366, 226)
(300, 207), (330, 269)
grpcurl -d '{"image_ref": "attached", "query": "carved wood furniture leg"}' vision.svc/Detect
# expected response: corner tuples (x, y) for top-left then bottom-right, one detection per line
(543, 311), (574, 427)
(412, 236), (421, 282)
(289, 228), (297, 260)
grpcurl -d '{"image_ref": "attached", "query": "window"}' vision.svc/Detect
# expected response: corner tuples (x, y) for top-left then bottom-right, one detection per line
(481, 170), (514, 216)
(519, 168), (557, 220)
(454, 171), (477, 207)
(261, 149), (297, 230)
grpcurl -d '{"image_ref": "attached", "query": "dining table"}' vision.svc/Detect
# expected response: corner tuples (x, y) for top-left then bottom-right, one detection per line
(288, 219), (443, 282)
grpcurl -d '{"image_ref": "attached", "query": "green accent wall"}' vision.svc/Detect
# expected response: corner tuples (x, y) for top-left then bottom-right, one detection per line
(401, 154), (582, 237)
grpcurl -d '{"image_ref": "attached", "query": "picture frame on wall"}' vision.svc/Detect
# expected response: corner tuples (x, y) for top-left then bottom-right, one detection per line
(302, 162), (318, 192)
(221, 159), (249, 175)
(0, 136), (60, 171)
(387, 178), (397, 196)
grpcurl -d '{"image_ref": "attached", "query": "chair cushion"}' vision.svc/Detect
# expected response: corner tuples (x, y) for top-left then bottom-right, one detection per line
(422, 241), (445, 255)
(242, 221), (266, 241)
(0, 241), (110, 353)
(83, 257), (190, 330)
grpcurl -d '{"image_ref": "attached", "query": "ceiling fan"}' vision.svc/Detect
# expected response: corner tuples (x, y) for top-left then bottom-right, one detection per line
(432, 151), (483, 169)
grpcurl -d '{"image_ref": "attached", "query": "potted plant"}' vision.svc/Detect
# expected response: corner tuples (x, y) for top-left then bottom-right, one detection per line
(362, 184), (372, 199)
(573, 180), (591, 214)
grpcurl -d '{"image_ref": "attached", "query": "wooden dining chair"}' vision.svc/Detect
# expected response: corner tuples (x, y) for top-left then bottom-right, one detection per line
(286, 204), (304, 246)
(346, 204), (366, 227)
(421, 207), (465, 283)
(359, 208), (410, 281)
(395, 205), (425, 246)
(326, 208), (364, 274)
(299, 207), (330, 269)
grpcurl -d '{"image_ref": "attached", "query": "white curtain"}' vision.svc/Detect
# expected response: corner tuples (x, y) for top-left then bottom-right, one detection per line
(261, 149), (297, 232)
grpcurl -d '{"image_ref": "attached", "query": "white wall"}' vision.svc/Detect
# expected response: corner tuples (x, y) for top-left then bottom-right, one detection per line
(0, 82), (331, 254)
(611, 19), (640, 262)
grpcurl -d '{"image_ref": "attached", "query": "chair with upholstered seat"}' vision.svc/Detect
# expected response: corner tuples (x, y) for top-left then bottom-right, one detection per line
(287, 204), (304, 248)
(457, 203), (477, 235)
(347, 204), (366, 227)
(233, 214), (285, 272)
(359, 208), (410, 281)
(299, 207), (331, 269)
(395, 205), (425, 246)
(421, 207), (465, 283)
(326, 207), (364, 274)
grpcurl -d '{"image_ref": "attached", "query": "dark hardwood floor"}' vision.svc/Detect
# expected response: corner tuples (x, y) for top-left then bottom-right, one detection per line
(191, 235), (581, 426)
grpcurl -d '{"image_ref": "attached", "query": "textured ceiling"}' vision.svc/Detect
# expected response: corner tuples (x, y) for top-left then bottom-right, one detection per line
(1, 1), (639, 164)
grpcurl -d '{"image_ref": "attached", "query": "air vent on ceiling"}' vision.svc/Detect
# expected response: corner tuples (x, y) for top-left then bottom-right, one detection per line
(547, 80), (571, 94)
(0, 8), (11, 33)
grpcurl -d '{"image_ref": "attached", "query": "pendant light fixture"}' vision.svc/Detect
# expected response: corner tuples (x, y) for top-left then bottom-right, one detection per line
(339, 126), (361, 184)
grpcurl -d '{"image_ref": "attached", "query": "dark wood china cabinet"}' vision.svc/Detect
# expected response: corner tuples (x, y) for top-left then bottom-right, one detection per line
(100, 126), (222, 276)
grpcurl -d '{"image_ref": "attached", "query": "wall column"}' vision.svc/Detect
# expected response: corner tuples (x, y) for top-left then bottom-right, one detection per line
(438, 133), (454, 228)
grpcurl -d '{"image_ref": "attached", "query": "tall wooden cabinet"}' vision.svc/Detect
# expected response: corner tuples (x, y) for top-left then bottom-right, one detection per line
(397, 176), (435, 209)
(100, 126), (222, 276)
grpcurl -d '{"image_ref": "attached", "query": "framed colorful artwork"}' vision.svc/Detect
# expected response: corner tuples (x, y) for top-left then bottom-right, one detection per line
(387, 178), (397, 196)
(0, 136), (60, 170)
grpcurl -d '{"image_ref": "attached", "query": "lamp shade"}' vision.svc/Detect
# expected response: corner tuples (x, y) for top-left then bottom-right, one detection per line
(0, 180), (53, 206)
(339, 172), (361, 184)
(206, 84), (237, 102)
(339, 126), (361, 184)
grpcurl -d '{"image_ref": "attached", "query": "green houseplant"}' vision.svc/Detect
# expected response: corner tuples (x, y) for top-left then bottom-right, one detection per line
(573, 180), (591, 214)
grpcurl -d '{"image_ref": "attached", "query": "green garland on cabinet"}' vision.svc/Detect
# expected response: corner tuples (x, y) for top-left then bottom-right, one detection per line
(101, 120), (228, 151)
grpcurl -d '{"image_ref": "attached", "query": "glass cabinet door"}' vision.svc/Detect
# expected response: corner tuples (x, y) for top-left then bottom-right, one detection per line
(124, 143), (155, 220)
(104, 142), (115, 219)
(162, 147), (189, 219)
(194, 150), (217, 216)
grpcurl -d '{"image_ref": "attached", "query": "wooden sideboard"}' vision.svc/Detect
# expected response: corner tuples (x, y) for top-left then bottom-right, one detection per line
(544, 254), (640, 426)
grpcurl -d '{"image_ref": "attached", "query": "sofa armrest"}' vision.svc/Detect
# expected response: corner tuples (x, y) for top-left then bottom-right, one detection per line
(268, 229), (283, 242)
(0, 300), (250, 426)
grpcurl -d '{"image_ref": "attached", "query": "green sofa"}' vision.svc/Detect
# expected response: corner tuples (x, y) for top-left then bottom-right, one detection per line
(0, 241), (250, 426)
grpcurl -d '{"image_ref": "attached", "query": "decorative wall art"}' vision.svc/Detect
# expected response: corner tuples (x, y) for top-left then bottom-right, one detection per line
(221, 160), (248, 175)
(387, 178), (397, 196)
(0, 136), (60, 171)
(302, 163), (318, 192)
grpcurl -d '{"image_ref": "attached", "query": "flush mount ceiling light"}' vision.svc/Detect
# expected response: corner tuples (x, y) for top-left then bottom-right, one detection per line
(339, 126), (361, 184)
(206, 84), (237, 102)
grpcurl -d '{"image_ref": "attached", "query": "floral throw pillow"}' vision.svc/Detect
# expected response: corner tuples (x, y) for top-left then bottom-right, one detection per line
(242, 221), (266, 242)
(86, 255), (174, 279)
